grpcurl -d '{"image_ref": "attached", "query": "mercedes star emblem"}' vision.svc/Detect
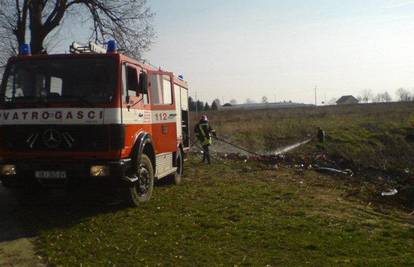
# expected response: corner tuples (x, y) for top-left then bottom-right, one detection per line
(42, 129), (62, 148)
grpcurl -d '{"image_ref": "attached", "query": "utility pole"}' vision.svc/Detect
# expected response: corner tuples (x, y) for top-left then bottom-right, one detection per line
(314, 86), (318, 106)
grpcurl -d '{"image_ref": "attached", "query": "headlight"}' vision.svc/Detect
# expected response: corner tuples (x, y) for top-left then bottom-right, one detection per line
(90, 166), (110, 177)
(0, 165), (17, 176)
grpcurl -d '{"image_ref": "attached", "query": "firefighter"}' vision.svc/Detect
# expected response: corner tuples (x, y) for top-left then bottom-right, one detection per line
(194, 115), (216, 164)
(317, 127), (326, 143)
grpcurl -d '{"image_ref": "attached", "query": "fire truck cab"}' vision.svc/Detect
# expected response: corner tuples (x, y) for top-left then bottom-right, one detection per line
(0, 41), (190, 206)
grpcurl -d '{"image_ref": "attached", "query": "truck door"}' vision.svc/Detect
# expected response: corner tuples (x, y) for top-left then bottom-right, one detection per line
(174, 84), (182, 143)
(173, 83), (189, 148)
(120, 63), (148, 154)
(147, 70), (177, 154)
(178, 86), (190, 148)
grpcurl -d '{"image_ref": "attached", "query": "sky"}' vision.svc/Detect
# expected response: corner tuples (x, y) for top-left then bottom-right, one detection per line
(142, 0), (414, 104)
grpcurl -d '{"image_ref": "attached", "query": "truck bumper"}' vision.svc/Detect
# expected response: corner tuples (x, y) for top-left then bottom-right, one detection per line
(0, 159), (133, 187)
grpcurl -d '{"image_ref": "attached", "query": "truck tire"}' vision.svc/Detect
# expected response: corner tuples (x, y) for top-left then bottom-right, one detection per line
(166, 150), (183, 185)
(125, 154), (154, 207)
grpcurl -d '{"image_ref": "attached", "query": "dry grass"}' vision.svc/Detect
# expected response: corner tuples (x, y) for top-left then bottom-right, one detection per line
(12, 102), (414, 266)
(200, 102), (414, 173)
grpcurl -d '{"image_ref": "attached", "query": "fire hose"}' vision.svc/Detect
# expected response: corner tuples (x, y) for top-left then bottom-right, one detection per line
(191, 136), (354, 176)
(213, 136), (263, 157)
(190, 136), (263, 157)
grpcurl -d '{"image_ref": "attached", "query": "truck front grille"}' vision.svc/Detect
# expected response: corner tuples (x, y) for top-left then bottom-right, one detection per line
(0, 125), (124, 152)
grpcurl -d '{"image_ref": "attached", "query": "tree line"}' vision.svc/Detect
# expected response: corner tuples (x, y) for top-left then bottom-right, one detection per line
(188, 97), (221, 112)
(357, 88), (414, 103)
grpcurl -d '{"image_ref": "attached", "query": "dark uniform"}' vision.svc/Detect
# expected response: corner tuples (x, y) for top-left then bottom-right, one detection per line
(317, 127), (326, 143)
(194, 117), (216, 164)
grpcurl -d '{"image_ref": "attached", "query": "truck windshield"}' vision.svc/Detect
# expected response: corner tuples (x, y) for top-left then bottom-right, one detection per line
(0, 58), (117, 104)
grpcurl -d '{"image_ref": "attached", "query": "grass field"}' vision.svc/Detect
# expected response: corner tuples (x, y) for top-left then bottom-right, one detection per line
(205, 102), (414, 174)
(17, 157), (414, 266)
(11, 102), (414, 266)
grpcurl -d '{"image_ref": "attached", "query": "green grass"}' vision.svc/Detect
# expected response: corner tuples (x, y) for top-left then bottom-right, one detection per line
(203, 102), (414, 173)
(20, 158), (414, 266)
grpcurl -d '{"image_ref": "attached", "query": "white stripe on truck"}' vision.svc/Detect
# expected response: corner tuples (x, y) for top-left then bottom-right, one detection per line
(0, 108), (177, 125)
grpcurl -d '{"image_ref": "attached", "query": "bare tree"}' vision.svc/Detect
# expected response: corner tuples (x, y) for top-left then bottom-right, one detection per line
(382, 91), (392, 102)
(0, 22), (16, 68)
(261, 96), (268, 104)
(0, 0), (155, 59)
(396, 88), (411, 102)
(360, 89), (373, 103)
(213, 98), (221, 107)
(211, 101), (218, 110)
(373, 94), (381, 103)
(245, 98), (255, 104)
(371, 91), (393, 103)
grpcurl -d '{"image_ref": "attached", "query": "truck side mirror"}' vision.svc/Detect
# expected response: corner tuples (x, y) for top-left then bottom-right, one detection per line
(138, 71), (148, 95)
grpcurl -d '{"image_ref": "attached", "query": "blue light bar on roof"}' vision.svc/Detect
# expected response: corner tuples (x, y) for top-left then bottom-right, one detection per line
(107, 40), (117, 53)
(19, 44), (31, 55)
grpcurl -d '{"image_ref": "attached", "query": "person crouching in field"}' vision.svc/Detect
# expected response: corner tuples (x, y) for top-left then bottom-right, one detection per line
(194, 115), (216, 164)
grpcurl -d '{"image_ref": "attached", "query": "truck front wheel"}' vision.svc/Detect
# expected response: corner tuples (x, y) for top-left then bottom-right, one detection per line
(125, 154), (154, 207)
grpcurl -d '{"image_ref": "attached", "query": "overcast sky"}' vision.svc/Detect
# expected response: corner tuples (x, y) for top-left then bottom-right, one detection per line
(142, 0), (414, 104)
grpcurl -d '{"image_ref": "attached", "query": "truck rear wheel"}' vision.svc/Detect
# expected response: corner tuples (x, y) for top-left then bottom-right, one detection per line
(125, 154), (154, 207)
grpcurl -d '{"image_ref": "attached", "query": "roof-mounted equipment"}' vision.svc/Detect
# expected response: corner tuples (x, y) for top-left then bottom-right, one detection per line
(69, 42), (107, 54)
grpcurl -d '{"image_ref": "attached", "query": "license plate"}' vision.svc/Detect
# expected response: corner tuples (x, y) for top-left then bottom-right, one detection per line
(35, 171), (67, 179)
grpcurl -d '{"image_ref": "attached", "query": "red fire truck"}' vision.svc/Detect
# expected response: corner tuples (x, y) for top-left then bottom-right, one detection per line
(0, 41), (190, 206)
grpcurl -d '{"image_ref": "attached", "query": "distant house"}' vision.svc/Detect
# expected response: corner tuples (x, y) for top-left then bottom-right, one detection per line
(336, 95), (359, 105)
